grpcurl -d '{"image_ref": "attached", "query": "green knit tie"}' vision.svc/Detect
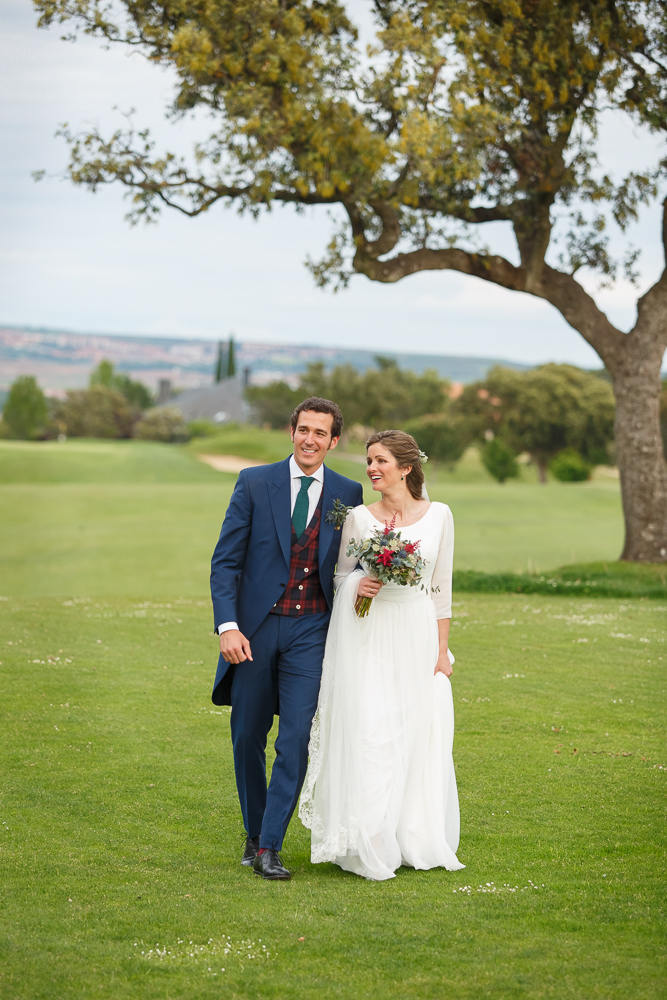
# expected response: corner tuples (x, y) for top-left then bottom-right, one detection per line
(292, 476), (314, 539)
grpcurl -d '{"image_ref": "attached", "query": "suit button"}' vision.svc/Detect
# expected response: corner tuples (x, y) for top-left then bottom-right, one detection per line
(296, 604), (301, 610)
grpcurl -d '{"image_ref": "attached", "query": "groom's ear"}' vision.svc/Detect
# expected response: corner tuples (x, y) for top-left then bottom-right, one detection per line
(328, 435), (340, 451)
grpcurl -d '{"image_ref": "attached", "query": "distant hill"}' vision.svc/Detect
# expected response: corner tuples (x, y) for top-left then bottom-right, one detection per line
(0, 323), (530, 392)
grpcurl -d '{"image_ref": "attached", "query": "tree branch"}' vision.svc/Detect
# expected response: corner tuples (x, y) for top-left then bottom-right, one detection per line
(416, 200), (514, 223)
(630, 196), (667, 355)
(352, 241), (628, 363)
(352, 244), (525, 291)
(538, 265), (626, 360)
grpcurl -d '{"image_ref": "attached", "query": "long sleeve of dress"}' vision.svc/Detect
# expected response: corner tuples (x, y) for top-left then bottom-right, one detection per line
(430, 504), (454, 619)
(334, 507), (363, 593)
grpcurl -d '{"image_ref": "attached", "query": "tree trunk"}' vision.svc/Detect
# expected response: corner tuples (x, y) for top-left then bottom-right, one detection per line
(538, 249), (667, 562)
(607, 341), (667, 563)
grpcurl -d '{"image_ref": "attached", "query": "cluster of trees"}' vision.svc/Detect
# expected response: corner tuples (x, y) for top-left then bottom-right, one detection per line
(247, 358), (630, 483)
(0, 363), (190, 443)
(247, 357), (448, 431)
(453, 364), (617, 482)
(37, 0), (667, 558)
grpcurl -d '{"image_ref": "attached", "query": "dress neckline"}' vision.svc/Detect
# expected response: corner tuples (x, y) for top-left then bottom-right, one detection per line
(365, 501), (434, 529)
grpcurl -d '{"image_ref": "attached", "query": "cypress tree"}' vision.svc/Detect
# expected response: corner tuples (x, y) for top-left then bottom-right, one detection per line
(227, 335), (236, 378)
(214, 340), (224, 382)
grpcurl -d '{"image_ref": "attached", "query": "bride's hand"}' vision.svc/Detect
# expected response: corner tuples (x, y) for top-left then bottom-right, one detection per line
(358, 576), (383, 599)
(434, 655), (453, 677)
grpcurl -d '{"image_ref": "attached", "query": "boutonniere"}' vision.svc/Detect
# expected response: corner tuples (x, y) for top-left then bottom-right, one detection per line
(325, 498), (354, 530)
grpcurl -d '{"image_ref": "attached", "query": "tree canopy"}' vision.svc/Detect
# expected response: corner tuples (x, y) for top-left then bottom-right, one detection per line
(90, 359), (153, 410)
(37, 0), (666, 290)
(454, 363), (616, 478)
(33, 0), (667, 559)
(53, 386), (134, 438)
(2, 376), (49, 440)
(247, 356), (448, 428)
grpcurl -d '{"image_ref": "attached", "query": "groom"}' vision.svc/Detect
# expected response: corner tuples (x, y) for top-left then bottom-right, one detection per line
(210, 397), (363, 880)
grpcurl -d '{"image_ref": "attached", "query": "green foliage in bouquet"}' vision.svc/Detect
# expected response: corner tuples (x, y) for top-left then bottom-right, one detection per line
(347, 519), (426, 617)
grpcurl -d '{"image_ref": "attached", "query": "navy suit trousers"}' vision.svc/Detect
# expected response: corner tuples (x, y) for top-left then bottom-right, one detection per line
(230, 610), (329, 850)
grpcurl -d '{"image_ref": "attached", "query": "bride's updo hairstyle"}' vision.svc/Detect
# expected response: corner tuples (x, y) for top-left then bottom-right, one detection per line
(366, 430), (425, 501)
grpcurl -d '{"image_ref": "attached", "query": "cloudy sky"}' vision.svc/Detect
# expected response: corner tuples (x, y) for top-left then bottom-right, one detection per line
(1, 0), (665, 367)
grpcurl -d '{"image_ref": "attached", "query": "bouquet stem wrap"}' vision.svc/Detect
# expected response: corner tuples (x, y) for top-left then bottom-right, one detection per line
(354, 593), (374, 618)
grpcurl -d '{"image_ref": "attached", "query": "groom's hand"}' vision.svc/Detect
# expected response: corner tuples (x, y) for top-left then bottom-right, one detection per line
(220, 629), (253, 664)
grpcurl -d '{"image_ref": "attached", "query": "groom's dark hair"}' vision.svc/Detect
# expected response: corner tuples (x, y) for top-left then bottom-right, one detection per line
(291, 397), (343, 439)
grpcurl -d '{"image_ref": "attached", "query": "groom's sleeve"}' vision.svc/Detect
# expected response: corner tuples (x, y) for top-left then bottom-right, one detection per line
(210, 472), (253, 631)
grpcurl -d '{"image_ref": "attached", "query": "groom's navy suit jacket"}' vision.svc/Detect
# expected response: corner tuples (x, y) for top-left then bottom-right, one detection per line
(210, 456), (363, 706)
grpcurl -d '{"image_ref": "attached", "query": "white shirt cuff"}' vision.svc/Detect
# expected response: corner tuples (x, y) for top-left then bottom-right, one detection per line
(218, 621), (239, 635)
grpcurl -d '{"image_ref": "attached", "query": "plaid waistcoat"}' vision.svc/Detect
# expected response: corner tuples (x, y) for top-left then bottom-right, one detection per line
(271, 497), (328, 617)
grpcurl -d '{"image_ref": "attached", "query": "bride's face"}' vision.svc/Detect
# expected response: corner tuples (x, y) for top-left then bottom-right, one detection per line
(366, 444), (411, 492)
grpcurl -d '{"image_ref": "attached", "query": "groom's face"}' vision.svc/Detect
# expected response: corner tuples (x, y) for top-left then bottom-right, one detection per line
(291, 410), (340, 474)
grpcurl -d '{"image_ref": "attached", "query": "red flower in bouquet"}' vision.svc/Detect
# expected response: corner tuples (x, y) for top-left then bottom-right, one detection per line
(346, 519), (427, 617)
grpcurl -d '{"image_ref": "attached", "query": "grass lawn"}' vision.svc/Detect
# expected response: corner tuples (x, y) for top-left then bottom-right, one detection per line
(1, 435), (664, 999)
(0, 438), (625, 598)
(1, 593), (665, 999)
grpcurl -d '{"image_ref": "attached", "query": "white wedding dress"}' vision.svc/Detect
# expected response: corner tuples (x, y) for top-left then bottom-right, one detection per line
(299, 502), (465, 881)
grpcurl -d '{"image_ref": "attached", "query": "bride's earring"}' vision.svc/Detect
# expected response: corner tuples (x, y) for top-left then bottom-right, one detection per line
(401, 474), (404, 480)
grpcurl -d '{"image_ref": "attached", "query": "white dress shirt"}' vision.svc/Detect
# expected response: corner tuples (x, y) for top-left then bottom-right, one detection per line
(218, 456), (325, 634)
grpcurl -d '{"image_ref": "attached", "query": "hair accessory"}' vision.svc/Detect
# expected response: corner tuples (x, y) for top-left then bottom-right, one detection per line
(418, 450), (429, 464)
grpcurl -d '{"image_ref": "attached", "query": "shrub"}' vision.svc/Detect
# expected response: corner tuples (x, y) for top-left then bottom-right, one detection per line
(52, 386), (134, 439)
(134, 407), (189, 442)
(187, 418), (218, 438)
(2, 375), (49, 439)
(549, 448), (591, 482)
(402, 414), (467, 467)
(481, 438), (520, 483)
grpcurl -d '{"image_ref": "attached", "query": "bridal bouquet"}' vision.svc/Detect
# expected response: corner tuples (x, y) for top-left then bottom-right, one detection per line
(346, 518), (426, 617)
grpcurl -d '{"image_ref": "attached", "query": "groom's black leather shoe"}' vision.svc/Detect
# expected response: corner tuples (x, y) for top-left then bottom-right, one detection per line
(241, 835), (260, 867)
(253, 849), (291, 880)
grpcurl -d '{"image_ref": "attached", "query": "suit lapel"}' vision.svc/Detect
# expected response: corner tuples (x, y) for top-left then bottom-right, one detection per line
(269, 457), (292, 570)
(318, 468), (336, 571)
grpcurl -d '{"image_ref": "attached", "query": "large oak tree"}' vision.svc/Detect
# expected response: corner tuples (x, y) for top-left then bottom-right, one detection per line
(35, 0), (667, 560)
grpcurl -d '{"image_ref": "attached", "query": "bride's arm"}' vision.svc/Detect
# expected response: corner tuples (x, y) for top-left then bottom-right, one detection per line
(334, 509), (361, 592)
(431, 505), (455, 676)
(334, 507), (382, 599)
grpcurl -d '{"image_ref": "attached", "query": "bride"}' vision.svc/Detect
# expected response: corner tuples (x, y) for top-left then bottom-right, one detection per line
(300, 430), (465, 881)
